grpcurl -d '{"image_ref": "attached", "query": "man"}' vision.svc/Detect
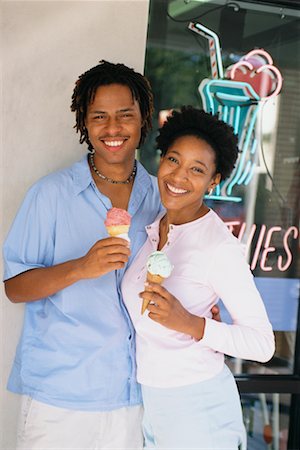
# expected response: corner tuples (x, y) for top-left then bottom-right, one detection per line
(3, 60), (219, 449)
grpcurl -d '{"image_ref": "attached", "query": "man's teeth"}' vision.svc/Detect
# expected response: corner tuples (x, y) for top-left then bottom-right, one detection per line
(166, 183), (188, 194)
(104, 140), (124, 147)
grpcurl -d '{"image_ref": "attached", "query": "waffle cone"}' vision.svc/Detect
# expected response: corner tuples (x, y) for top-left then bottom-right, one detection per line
(141, 272), (165, 314)
(106, 225), (130, 237)
(147, 272), (165, 284)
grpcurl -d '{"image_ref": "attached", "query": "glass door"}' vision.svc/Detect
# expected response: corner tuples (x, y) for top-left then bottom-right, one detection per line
(142, 1), (300, 448)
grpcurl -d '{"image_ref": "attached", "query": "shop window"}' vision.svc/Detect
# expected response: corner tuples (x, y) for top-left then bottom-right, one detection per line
(142, 0), (300, 379)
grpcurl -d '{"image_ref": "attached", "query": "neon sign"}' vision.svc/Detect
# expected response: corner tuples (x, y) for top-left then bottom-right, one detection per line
(225, 221), (299, 272)
(188, 22), (283, 203)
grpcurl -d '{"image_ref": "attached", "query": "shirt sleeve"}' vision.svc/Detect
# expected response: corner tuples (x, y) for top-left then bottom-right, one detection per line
(201, 239), (275, 363)
(3, 182), (56, 281)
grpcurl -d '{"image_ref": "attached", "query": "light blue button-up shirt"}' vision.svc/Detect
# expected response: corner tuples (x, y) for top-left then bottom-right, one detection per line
(3, 155), (162, 411)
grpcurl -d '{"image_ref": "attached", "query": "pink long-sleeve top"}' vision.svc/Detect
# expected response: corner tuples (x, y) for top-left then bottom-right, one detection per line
(122, 209), (275, 388)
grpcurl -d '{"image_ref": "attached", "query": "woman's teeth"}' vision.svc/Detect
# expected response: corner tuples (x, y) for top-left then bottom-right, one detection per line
(166, 183), (188, 194)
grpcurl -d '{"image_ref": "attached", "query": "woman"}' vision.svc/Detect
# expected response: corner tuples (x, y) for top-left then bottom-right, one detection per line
(122, 106), (275, 449)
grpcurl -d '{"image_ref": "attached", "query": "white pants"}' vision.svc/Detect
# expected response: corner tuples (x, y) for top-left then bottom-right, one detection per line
(17, 396), (143, 450)
(142, 365), (246, 449)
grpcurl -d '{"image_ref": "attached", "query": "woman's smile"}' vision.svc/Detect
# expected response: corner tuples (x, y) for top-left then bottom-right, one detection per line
(165, 182), (189, 195)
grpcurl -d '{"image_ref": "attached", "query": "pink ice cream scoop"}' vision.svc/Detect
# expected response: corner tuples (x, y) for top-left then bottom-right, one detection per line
(105, 208), (131, 239)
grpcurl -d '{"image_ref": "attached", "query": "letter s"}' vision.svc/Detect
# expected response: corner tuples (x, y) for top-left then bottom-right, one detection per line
(278, 227), (299, 271)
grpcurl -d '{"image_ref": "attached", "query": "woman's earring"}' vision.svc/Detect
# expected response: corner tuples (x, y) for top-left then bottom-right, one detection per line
(208, 188), (213, 196)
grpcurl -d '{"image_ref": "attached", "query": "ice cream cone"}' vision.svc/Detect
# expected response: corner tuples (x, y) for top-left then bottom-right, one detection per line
(141, 272), (165, 314)
(141, 251), (173, 314)
(147, 272), (165, 284)
(104, 208), (131, 241)
(106, 225), (130, 238)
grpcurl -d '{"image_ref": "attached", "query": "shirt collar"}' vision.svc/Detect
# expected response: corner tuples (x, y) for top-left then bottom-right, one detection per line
(72, 154), (93, 196)
(146, 210), (213, 236)
(71, 154), (154, 204)
(128, 161), (153, 216)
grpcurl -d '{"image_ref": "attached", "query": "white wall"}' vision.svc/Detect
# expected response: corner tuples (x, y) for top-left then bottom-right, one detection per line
(0, 1), (150, 447)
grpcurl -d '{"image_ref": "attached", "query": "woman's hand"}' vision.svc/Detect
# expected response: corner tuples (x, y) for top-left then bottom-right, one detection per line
(139, 283), (205, 340)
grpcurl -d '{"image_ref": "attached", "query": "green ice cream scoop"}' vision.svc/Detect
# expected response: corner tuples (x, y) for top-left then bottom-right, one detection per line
(146, 251), (173, 278)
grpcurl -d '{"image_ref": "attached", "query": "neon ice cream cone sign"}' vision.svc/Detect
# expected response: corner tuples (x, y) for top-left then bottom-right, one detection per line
(189, 22), (283, 202)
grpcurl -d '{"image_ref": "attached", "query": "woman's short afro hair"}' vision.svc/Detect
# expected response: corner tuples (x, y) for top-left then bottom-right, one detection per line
(156, 106), (239, 181)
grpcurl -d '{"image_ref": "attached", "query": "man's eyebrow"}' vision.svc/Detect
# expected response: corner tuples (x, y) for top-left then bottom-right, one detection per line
(117, 107), (135, 113)
(87, 107), (136, 114)
(87, 109), (106, 114)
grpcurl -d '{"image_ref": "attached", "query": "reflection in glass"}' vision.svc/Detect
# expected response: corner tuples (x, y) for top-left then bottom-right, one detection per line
(240, 393), (290, 450)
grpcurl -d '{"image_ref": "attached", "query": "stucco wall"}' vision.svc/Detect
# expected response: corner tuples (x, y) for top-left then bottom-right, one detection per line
(0, 1), (149, 447)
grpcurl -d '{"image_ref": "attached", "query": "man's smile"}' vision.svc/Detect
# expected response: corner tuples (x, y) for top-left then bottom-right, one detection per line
(103, 139), (126, 147)
(100, 138), (129, 152)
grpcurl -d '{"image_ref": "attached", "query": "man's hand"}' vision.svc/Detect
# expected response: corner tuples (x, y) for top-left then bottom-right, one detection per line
(4, 237), (130, 303)
(79, 237), (131, 279)
(211, 304), (221, 322)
